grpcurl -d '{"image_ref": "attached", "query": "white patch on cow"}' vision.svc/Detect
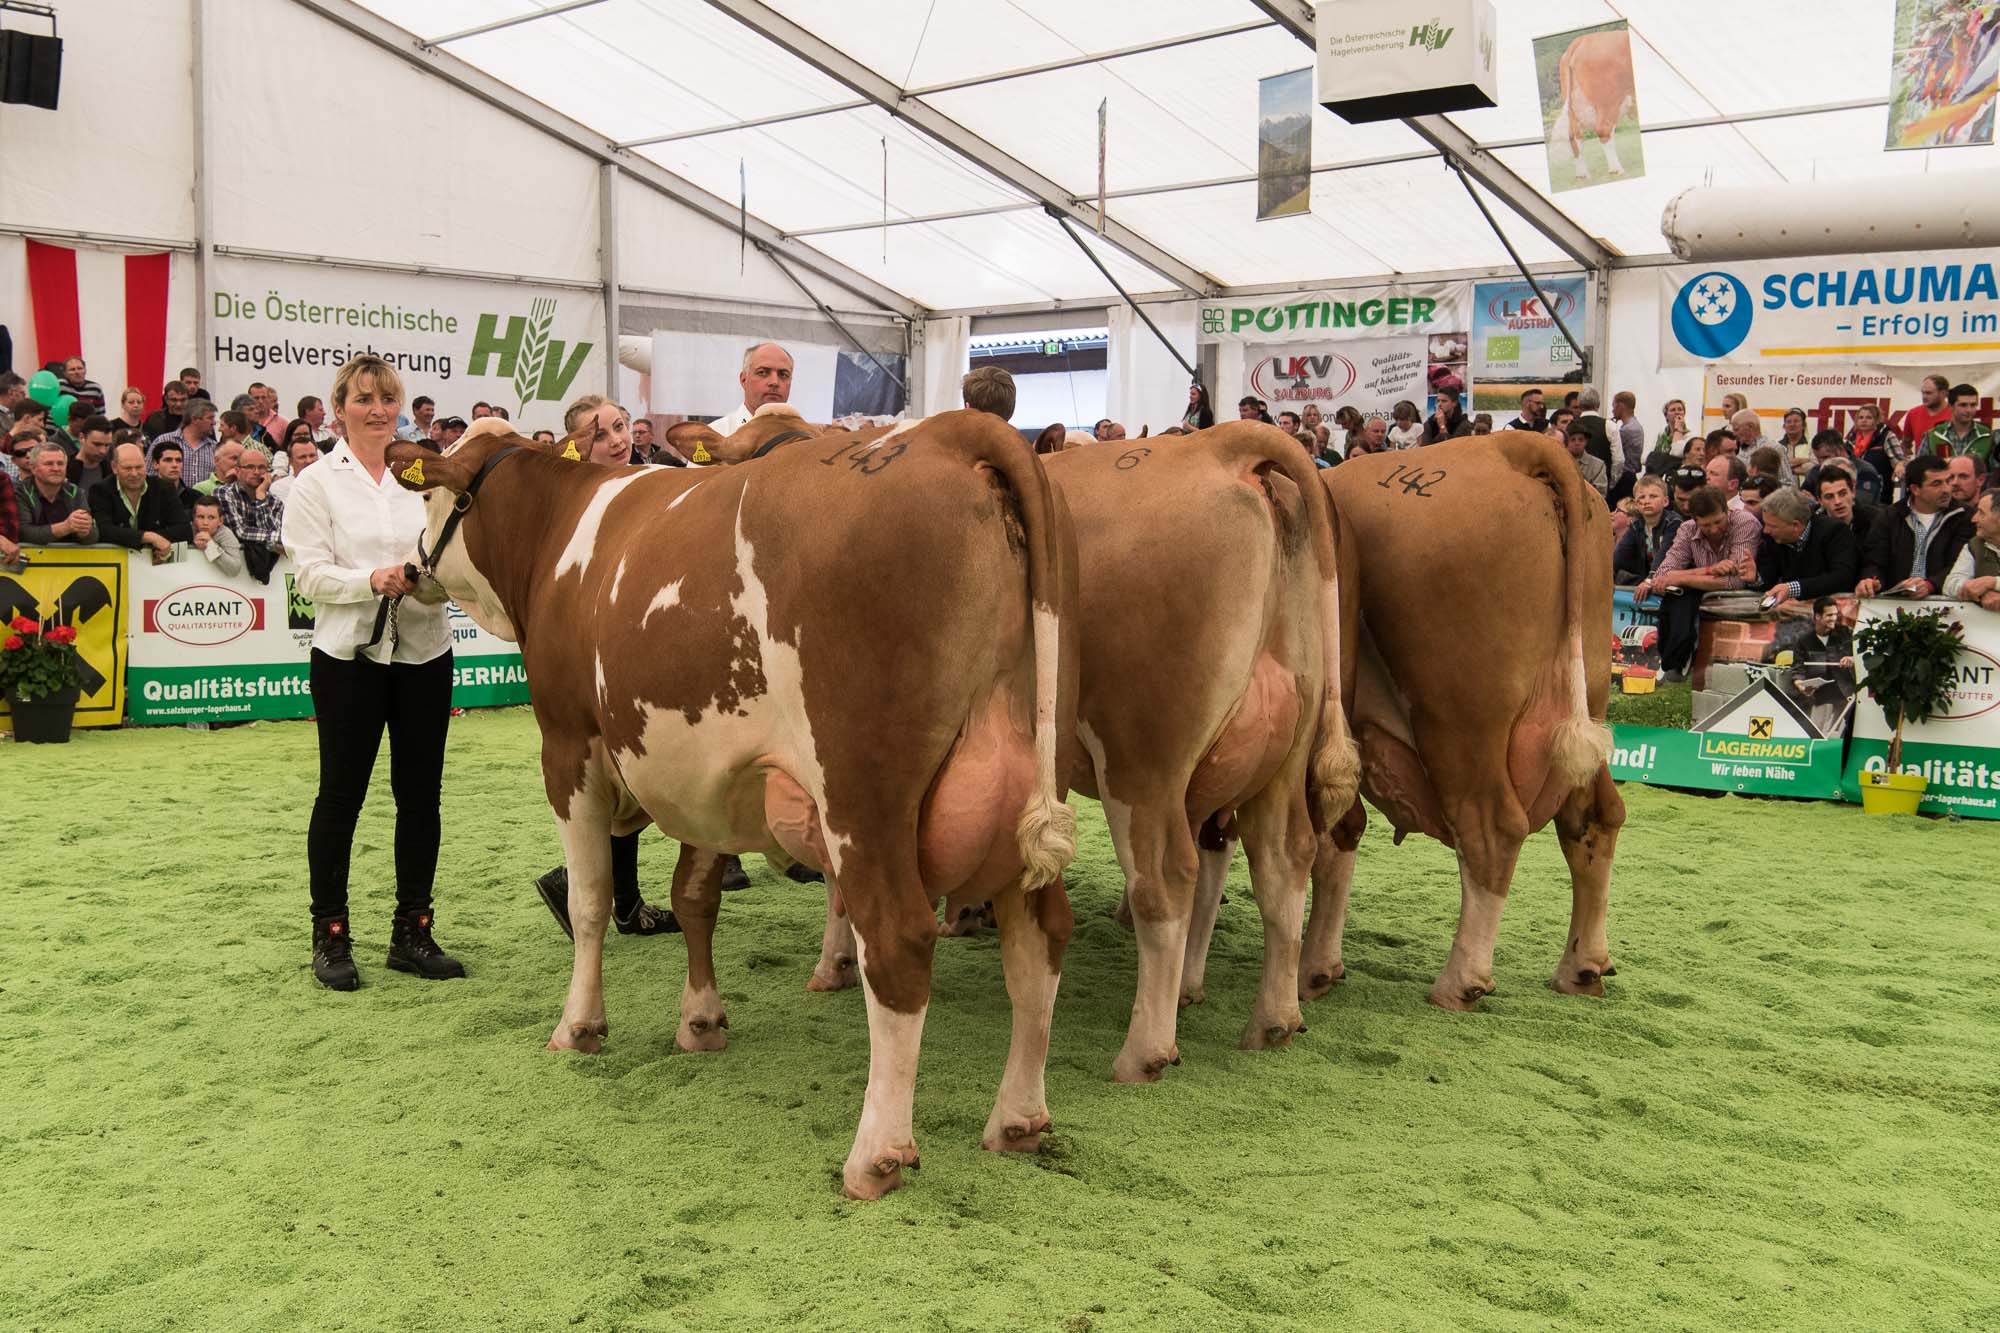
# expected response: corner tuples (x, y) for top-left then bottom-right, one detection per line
(877, 417), (923, 445)
(668, 482), (702, 511)
(604, 483), (851, 874)
(595, 650), (609, 712)
(1602, 97), (1632, 175)
(609, 555), (627, 605)
(553, 470), (653, 581)
(752, 403), (803, 420)
(846, 931), (928, 1178)
(641, 579), (683, 626)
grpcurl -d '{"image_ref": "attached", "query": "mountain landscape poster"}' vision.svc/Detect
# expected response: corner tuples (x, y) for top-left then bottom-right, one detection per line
(1257, 68), (1312, 220)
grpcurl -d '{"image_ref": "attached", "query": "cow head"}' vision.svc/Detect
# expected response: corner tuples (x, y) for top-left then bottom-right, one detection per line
(385, 421), (533, 641)
(666, 403), (828, 466)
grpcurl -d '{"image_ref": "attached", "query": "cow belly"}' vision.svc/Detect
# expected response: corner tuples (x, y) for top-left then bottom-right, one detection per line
(1185, 653), (1302, 820)
(918, 691), (1036, 896)
(1358, 722), (1451, 847)
(764, 770), (829, 872)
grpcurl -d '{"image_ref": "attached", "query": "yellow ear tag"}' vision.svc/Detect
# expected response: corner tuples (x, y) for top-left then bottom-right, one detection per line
(400, 458), (425, 485)
(560, 439), (582, 461)
(691, 441), (712, 464)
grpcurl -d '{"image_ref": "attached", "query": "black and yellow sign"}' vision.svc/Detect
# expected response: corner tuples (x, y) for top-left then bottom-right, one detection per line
(0, 545), (127, 730)
(1748, 716), (1774, 739)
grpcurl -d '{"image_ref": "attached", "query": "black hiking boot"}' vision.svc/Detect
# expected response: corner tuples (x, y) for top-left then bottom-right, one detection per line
(718, 854), (750, 892)
(386, 908), (467, 980)
(535, 866), (575, 940)
(615, 899), (681, 935)
(312, 916), (360, 991)
(783, 861), (825, 884)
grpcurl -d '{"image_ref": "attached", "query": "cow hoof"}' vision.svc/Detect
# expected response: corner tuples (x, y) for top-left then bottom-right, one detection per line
(547, 1019), (608, 1054)
(1112, 1045), (1179, 1084)
(676, 1013), (730, 1052)
(1111, 900), (1133, 929)
(842, 1143), (919, 1201)
(1427, 980), (1494, 1012)
(1241, 1016), (1304, 1051)
(806, 956), (858, 992)
(1299, 963), (1345, 1001)
(982, 1110), (1051, 1154)
(1178, 984), (1204, 1009)
(1552, 965), (1609, 998)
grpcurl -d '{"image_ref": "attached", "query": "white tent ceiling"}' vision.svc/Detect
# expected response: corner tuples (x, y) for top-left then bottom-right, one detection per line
(353, 0), (2000, 312)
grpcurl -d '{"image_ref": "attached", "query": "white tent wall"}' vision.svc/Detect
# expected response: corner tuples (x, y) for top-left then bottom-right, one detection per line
(614, 174), (873, 313)
(1105, 300), (1196, 436)
(0, 234), (200, 403)
(205, 0), (599, 285)
(0, 3), (195, 245)
(1605, 267), (1703, 440)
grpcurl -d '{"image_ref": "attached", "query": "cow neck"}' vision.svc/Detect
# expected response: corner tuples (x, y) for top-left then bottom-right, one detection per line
(446, 445), (557, 636)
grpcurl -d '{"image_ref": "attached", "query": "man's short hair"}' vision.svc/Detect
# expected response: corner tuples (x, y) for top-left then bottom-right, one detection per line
(150, 439), (184, 463)
(1810, 428), (1845, 453)
(1520, 389), (1540, 406)
(489, 405), (509, 421)
(741, 341), (792, 371)
(111, 426), (141, 446)
(1577, 386), (1601, 411)
(1719, 455), (1749, 484)
(1762, 486), (1811, 524)
(230, 393), (256, 413)
(1813, 595), (1839, 616)
(1671, 466), (1707, 493)
(1094, 418), (1113, 432)
(0, 371), (23, 394)
(1815, 462), (1856, 495)
(76, 415), (114, 438)
(1749, 444), (1785, 477)
(288, 436), (317, 459)
(221, 410), (251, 435)
(1437, 385), (1460, 404)
(296, 395), (321, 417)
(1686, 486), (1729, 519)
(1613, 390), (1636, 411)
(1238, 396), (1260, 409)
(1632, 474), (1667, 496)
(237, 444), (271, 466)
(961, 365), (1016, 419)
(1744, 475), (1780, 500)
(1278, 411), (1301, 428)
(183, 398), (217, 422)
(1950, 382), (1979, 403)
(1924, 373), (1950, 393)
(1907, 453), (1949, 490)
(1730, 408), (1760, 429)
(412, 395), (434, 412)
(247, 381), (269, 393)
(178, 366), (199, 379)
(30, 440), (69, 465)
(472, 401), (491, 413)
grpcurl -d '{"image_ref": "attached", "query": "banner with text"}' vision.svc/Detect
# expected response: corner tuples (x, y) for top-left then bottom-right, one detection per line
(1659, 249), (2000, 368)
(1699, 363), (1952, 440)
(210, 257), (604, 433)
(125, 552), (529, 725)
(1243, 335), (1439, 418)
(1611, 724), (1849, 798)
(1, 545), (127, 732)
(1199, 281), (1470, 346)
(1841, 598), (2000, 818)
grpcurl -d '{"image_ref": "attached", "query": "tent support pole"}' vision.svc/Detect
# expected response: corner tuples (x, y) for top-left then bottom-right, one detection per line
(1050, 209), (1199, 384)
(600, 162), (620, 397)
(756, 242), (910, 403)
(1442, 155), (1593, 381)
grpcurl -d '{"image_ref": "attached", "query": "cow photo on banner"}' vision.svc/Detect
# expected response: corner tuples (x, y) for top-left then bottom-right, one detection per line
(1887, 0), (2000, 150)
(0, 546), (127, 731)
(1256, 67), (1312, 221)
(1533, 20), (1644, 192)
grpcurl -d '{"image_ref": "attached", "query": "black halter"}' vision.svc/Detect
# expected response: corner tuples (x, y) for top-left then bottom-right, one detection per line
(363, 444), (523, 649)
(748, 429), (817, 460)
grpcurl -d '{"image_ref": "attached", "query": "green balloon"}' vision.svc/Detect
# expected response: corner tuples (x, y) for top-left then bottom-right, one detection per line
(27, 369), (60, 406)
(52, 394), (76, 429)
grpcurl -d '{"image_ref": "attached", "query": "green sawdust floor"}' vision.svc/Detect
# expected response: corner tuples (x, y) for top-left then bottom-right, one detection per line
(4, 710), (1998, 1331)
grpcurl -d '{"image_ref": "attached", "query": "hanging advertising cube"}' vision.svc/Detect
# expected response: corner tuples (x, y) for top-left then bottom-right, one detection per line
(1316, 0), (1498, 123)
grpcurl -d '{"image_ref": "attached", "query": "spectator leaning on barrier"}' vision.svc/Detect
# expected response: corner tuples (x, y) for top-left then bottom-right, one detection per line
(1756, 486), (1858, 606)
(1923, 383), (1992, 464)
(1636, 485), (1762, 681)
(89, 441), (190, 563)
(1857, 454), (1973, 598)
(218, 444), (286, 581)
(1613, 474), (1681, 585)
(1942, 490), (2000, 612)
(17, 441), (97, 545)
(186, 493), (243, 576)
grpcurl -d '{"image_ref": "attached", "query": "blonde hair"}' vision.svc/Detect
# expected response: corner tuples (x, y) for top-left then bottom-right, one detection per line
(563, 394), (612, 435)
(331, 354), (405, 410)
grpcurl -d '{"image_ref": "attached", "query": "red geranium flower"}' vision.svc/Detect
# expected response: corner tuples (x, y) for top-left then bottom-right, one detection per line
(46, 626), (77, 645)
(3, 635), (22, 651)
(9, 616), (38, 635)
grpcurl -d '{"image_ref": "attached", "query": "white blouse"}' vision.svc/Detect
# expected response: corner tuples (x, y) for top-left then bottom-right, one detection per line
(281, 443), (450, 665)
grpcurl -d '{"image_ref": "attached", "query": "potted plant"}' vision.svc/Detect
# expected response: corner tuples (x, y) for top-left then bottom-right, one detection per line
(1853, 607), (1964, 815)
(1, 615), (84, 744)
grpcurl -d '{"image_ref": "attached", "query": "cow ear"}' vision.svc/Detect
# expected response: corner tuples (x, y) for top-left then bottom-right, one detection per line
(1137, 424), (1149, 438)
(1034, 423), (1066, 455)
(385, 441), (472, 493)
(666, 422), (723, 464)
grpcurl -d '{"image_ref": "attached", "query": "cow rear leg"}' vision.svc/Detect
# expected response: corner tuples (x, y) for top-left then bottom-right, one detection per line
(1300, 799), (1365, 1001)
(1552, 765), (1624, 997)
(1600, 111), (1627, 175)
(1234, 780), (1315, 1050)
(1111, 806), (1197, 1083)
(808, 882), (858, 992)
(982, 880), (1072, 1154)
(548, 805), (612, 1053)
(668, 844), (729, 1050)
(840, 852), (935, 1201)
(1178, 839), (1235, 1009)
(1430, 793), (1528, 1012)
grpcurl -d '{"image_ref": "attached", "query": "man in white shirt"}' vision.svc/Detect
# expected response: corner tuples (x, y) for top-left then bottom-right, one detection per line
(710, 343), (795, 437)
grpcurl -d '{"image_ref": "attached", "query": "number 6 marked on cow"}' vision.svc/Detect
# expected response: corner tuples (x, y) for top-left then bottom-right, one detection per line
(1115, 447), (1152, 470)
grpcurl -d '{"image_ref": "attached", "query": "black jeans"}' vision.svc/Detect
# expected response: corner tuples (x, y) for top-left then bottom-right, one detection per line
(307, 648), (453, 920)
(1657, 588), (1703, 673)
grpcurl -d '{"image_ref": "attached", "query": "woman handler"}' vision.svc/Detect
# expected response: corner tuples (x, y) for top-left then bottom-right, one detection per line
(283, 354), (462, 990)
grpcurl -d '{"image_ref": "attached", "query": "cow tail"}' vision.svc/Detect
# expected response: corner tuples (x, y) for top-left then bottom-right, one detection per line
(1511, 434), (1613, 790)
(1213, 426), (1361, 825)
(964, 424), (1077, 886)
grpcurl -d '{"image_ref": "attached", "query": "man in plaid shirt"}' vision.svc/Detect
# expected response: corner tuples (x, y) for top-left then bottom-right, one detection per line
(216, 444), (285, 564)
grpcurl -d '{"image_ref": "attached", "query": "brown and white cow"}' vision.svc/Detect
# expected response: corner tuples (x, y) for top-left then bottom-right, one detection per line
(1551, 30), (1636, 183)
(384, 411), (1078, 1200)
(1186, 431), (1623, 1011)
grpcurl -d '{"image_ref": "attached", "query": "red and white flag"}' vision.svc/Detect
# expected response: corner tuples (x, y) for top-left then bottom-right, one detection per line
(23, 238), (172, 410)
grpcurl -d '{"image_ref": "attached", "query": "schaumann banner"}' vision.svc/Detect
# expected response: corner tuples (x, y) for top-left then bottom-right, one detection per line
(209, 257), (605, 433)
(126, 551), (529, 725)
(1659, 248), (2000, 368)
